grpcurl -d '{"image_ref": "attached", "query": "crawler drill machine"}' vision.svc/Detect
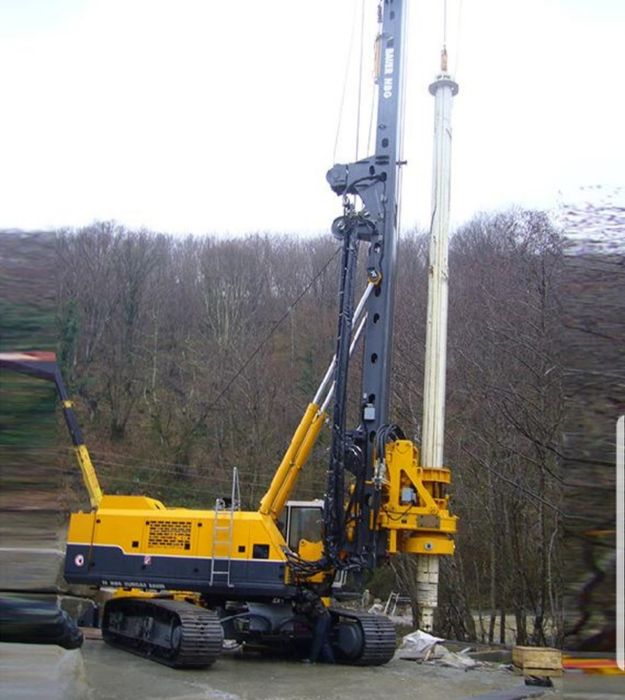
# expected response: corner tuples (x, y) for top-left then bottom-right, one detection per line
(0, 0), (456, 668)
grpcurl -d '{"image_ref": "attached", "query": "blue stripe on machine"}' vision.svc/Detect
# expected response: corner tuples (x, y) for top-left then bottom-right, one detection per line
(64, 543), (291, 597)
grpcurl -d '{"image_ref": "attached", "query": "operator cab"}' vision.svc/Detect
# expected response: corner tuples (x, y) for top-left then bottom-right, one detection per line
(284, 500), (324, 553)
(284, 499), (347, 590)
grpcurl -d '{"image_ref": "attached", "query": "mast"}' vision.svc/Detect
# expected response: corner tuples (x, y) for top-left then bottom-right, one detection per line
(325, 0), (408, 568)
(357, 0), (407, 435)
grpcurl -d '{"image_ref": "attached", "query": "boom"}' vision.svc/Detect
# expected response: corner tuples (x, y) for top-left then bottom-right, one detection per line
(0, 351), (103, 508)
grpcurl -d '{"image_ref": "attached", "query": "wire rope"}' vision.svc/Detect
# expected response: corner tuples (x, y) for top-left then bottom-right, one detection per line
(332, 1), (359, 164)
(354, 0), (366, 162)
(200, 247), (341, 420)
(455, 0), (464, 80)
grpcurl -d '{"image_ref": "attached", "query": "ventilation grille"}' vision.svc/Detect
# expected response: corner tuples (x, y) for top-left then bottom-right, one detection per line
(147, 520), (192, 550)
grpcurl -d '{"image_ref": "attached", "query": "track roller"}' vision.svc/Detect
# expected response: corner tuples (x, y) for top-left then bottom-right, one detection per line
(102, 597), (223, 668)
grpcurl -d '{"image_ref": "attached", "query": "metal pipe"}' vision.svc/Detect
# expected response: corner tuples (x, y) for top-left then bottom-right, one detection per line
(312, 283), (373, 406)
(421, 67), (458, 471)
(418, 54), (458, 633)
(320, 315), (367, 414)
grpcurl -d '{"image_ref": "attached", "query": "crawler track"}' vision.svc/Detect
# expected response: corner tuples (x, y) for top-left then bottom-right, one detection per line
(330, 608), (396, 666)
(102, 598), (223, 668)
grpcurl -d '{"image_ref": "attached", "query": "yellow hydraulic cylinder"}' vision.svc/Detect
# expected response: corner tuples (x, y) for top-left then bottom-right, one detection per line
(271, 409), (326, 518)
(73, 443), (103, 509)
(259, 403), (325, 520)
(60, 397), (103, 509)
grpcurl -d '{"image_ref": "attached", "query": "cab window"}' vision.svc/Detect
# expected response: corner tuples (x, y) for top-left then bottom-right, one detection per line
(287, 506), (323, 551)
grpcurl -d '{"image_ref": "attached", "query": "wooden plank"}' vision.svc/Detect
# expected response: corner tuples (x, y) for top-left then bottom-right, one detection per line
(513, 646), (561, 668)
(512, 646), (562, 674)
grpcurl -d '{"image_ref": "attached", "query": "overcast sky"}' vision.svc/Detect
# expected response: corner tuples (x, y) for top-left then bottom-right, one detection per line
(0, 0), (623, 236)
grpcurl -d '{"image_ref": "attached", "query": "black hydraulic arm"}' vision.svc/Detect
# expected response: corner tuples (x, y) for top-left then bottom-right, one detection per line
(324, 222), (360, 566)
(0, 351), (84, 446)
(0, 351), (103, 507)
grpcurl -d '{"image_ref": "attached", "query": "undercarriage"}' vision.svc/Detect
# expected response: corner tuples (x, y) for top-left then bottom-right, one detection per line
(101, 598), (396, 668)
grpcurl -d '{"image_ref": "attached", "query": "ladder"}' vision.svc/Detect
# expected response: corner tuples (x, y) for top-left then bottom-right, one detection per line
(384, 591), (400, 616)
(209, 467), (241, 587)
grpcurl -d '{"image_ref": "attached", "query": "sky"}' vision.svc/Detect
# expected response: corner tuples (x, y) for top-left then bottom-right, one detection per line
(0, 0), (623, 236)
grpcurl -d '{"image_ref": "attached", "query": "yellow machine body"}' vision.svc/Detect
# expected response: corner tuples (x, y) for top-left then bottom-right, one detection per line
(65, 437), (456, 596)
(65, 493), (331, 595)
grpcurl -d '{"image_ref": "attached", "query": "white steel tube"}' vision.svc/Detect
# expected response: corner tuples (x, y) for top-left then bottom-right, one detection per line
(320, 315), (368, 414)
(312, 283), (374, 406)
(417, 61), (458, 633)
(422, 70), (458, 471)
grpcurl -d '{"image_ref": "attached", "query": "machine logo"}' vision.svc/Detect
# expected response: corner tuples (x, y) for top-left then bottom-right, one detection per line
(74, 554), (84, 567)
(383, 47), (394, 99)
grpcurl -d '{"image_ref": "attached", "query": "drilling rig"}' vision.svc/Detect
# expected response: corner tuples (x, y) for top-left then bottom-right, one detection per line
(1, 0), (457, 668)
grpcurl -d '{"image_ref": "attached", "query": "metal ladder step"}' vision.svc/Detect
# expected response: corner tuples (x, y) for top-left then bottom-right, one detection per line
(209, 467), (241, 588)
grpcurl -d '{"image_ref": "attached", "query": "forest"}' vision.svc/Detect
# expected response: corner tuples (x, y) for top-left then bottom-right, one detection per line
(2, 205), (619, 650)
